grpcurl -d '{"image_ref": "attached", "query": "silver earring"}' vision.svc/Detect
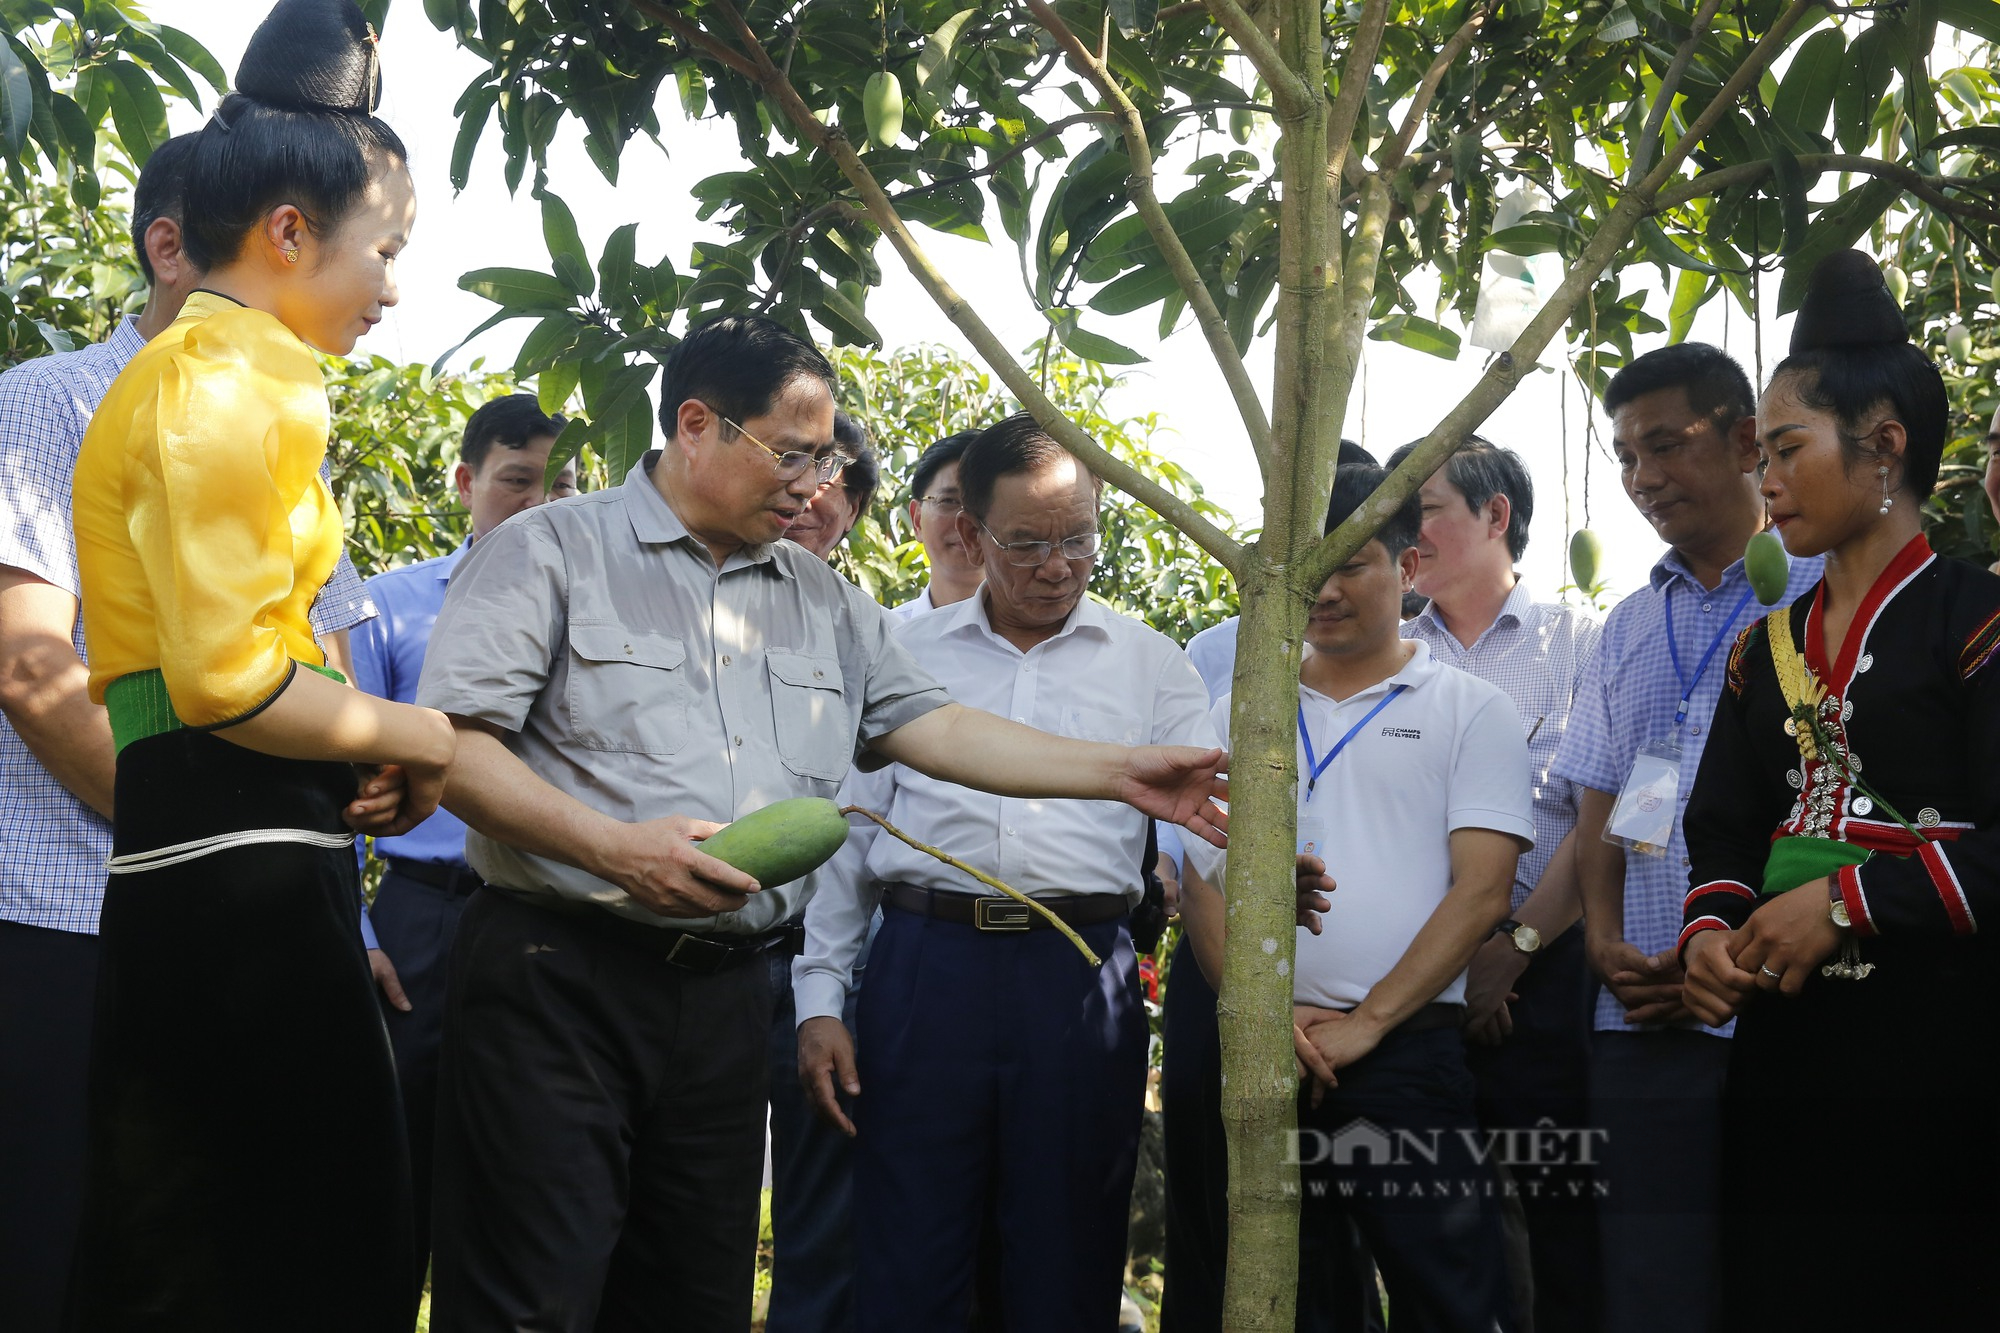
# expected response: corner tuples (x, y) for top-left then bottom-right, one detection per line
(1878, 465), (1893, 515)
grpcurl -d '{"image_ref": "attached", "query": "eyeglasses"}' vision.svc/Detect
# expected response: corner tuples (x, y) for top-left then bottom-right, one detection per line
(977, 521), (1102, 566)
(718, 413), (855, 485)
(915, 493), (964, 515)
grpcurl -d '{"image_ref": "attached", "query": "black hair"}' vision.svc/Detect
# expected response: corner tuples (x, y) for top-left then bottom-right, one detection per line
(462, 393), (568, 472)
(910, 429), (981, 504)
(1323, 463), (1421, 556)
(959, 411), (1097, 519)
(1602, 342), (1756, 435)
(833, 410), (880, 509)
(1385, 434), (1535, 560)
(181, 0), (405, 271)
(130, 133), (200, 284)
(658, 313), (837, 440)
(1337, 438), (1377, 469)
(1770, 249), (1947, 498)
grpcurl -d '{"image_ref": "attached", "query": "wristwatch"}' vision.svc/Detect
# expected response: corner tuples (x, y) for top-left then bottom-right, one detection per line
(1496, 919), (1543, 956)
(1829, 885), (1852, 930)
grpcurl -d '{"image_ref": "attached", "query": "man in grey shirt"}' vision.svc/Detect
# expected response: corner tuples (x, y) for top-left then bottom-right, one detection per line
(417, 314), (1227, 1333)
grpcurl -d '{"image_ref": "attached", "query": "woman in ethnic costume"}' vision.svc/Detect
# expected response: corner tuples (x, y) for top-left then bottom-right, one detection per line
(63, 3), (453, 1329)
(1680, 249), (2000, 1329)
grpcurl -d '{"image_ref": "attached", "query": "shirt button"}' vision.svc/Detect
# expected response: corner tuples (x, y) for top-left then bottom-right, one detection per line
(1007, 827), (1017, 836)
(1682, 857), (1691, 867)
(733, 735), (743, 747)
(624, 645), (634, 655)
(1701, 603), (1712, 613)
(721, 655), (731, 666)
(1689, 725), (1702, 736)
(814, 669), (825, 679)
(1014, 716), (1026, 723)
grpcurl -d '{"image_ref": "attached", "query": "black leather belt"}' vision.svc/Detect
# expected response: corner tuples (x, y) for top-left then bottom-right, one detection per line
(499, 888), (794, 975)
(880, 881), (1129, 932)
(386, 858), (485, 897)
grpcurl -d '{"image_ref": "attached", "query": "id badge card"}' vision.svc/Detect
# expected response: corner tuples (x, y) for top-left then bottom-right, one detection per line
(1604, 735), (1682, 857)
(1297, 810), (1333, 862)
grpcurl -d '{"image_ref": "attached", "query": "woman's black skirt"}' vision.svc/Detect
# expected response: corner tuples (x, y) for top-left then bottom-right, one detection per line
(63, 729), (414, 1333)
(1719, 934), (2000, 1330)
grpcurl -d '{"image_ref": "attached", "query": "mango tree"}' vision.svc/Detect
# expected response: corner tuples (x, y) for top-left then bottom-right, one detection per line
(427, 0), (2000, 1324)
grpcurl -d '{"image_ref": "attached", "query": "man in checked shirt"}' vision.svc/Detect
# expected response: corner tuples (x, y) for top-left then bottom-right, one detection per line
(1391, 435), (1603, 1333)
(0, 134), (376, 1332)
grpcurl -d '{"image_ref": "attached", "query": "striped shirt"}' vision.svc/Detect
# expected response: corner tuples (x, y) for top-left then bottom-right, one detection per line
(0, 319), (374, 934)
(1402, 583), (1602, 910)
(1552, 547), (1824, 1032)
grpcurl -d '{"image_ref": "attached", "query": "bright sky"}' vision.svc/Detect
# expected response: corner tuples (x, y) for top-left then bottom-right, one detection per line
(148, 2), (1807, 605)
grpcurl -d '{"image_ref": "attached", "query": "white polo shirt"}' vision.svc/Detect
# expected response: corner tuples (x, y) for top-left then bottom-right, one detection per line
(1185, 640), (1532, 1009)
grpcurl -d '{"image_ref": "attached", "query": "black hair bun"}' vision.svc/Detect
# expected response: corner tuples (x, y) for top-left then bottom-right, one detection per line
(1789, 249), (1906, 355)
(236, 0), (381, 115)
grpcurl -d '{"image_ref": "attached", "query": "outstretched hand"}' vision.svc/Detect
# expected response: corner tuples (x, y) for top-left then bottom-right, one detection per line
(1113, 745), (1229, 847)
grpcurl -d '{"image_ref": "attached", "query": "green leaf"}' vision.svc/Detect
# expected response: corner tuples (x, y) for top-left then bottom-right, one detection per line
(1639, 220), (1723, 275)
(1835, 23), (1897, 155)
(514, 313), (581, 376)
(1938, 0), (2000, 43)
(1775, 177), (1901, 313)
(104, 60), (169, 165)
(1770, 28), (1842, 145)
(813, 282), (883, 347)
(1927, 126), (2000, 155)
(1109, 0), (1160, 37)
(33, 319), (77, 354)
(1089, 264), (1183, 316)
(459, 266), (576, 311)
(597, 223), (639, 306)
(155, 26), (228, 95)
(424, 0), (463, 32)
(1368, 315), (1461, 360)
(538, 357), (580, 417)
(539, 191), (593, 298)
(1768, 146), (1810, 256)
(600, 391), (656, 485)
(1668, 268), (1710, 343)
(915, 9), (977, 91)
(450, 85), (498, 192)
(0, 39), (38, 158)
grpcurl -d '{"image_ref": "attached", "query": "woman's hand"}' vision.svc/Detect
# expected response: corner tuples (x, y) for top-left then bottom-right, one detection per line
(1731, 876), (1844, 997)
(1682, 928), (1756, 1027)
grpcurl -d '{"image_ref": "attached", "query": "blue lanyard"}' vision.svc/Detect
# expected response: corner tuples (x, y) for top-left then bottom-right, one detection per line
(1298, 684), (1409, 798)
(1664, 587), (1756, 726)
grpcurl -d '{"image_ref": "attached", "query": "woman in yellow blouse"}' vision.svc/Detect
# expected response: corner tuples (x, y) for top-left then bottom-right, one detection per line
(63, 4), (451, 1330)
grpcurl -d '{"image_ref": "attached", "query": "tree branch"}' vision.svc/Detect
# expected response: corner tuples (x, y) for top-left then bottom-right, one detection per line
(1299, 0), (1822, 592)
(1203, 0), (1311, 118)
(1655, 154), (2000, 228)
(704, 0), (1245, 575)
(1375, 8), (1486, 175)
(1027, 0), (1275, 476)
(1628, 0), (1727, 187)
(1323, 0), (1390, 195)
(624, 0), (762, 81)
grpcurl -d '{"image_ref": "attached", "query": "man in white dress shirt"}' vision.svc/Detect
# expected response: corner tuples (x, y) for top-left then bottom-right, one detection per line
(890, 430), (985, 620)
(796, 414), (1215, 1330)
(1182, 463), (1531, 1332)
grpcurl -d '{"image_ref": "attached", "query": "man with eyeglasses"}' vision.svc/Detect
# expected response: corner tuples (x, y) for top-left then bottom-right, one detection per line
(415, 319), (1229, 1332)
(894, 429), (986, 619)
(795, 412), (1217, 1330)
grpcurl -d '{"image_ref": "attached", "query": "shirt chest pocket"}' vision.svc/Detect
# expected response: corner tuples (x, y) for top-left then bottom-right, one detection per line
(567, 624), (689, 755)
(1058, 704), (1146, 746)
(768, 650), (849, 780)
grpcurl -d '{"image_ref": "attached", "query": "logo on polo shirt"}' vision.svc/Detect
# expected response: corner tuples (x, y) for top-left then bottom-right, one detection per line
(1381, 726), (1423, 740)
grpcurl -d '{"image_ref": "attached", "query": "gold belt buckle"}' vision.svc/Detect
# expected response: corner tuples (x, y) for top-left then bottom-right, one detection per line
(974, 897), (1032, 932)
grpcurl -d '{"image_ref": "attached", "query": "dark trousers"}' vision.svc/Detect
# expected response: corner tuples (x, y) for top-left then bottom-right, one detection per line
(1587, 1029), (1728, 1333)
(1157, 934), (1355, 1333)
(764, 947), (858, 1333)
(428, 889), (773, 1333)
(852, 906), (1146, 1332)
(0, 919), (100, 1333)
(1296, 1024), (1515, 1333)
(1465, 925), (1601, 1333)
(371, 863), (475, 1296)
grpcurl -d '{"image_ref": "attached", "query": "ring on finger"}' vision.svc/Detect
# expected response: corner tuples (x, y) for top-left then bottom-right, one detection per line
(1759, 964), (1781, 980)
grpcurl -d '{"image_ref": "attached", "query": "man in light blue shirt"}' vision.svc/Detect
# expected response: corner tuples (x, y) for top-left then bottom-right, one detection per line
(1552, 344), (1823, 1333)
(352, 393), (574, 1293)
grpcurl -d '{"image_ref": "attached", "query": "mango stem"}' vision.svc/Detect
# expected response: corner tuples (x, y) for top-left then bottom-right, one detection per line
(841, 805), (1103, 966)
